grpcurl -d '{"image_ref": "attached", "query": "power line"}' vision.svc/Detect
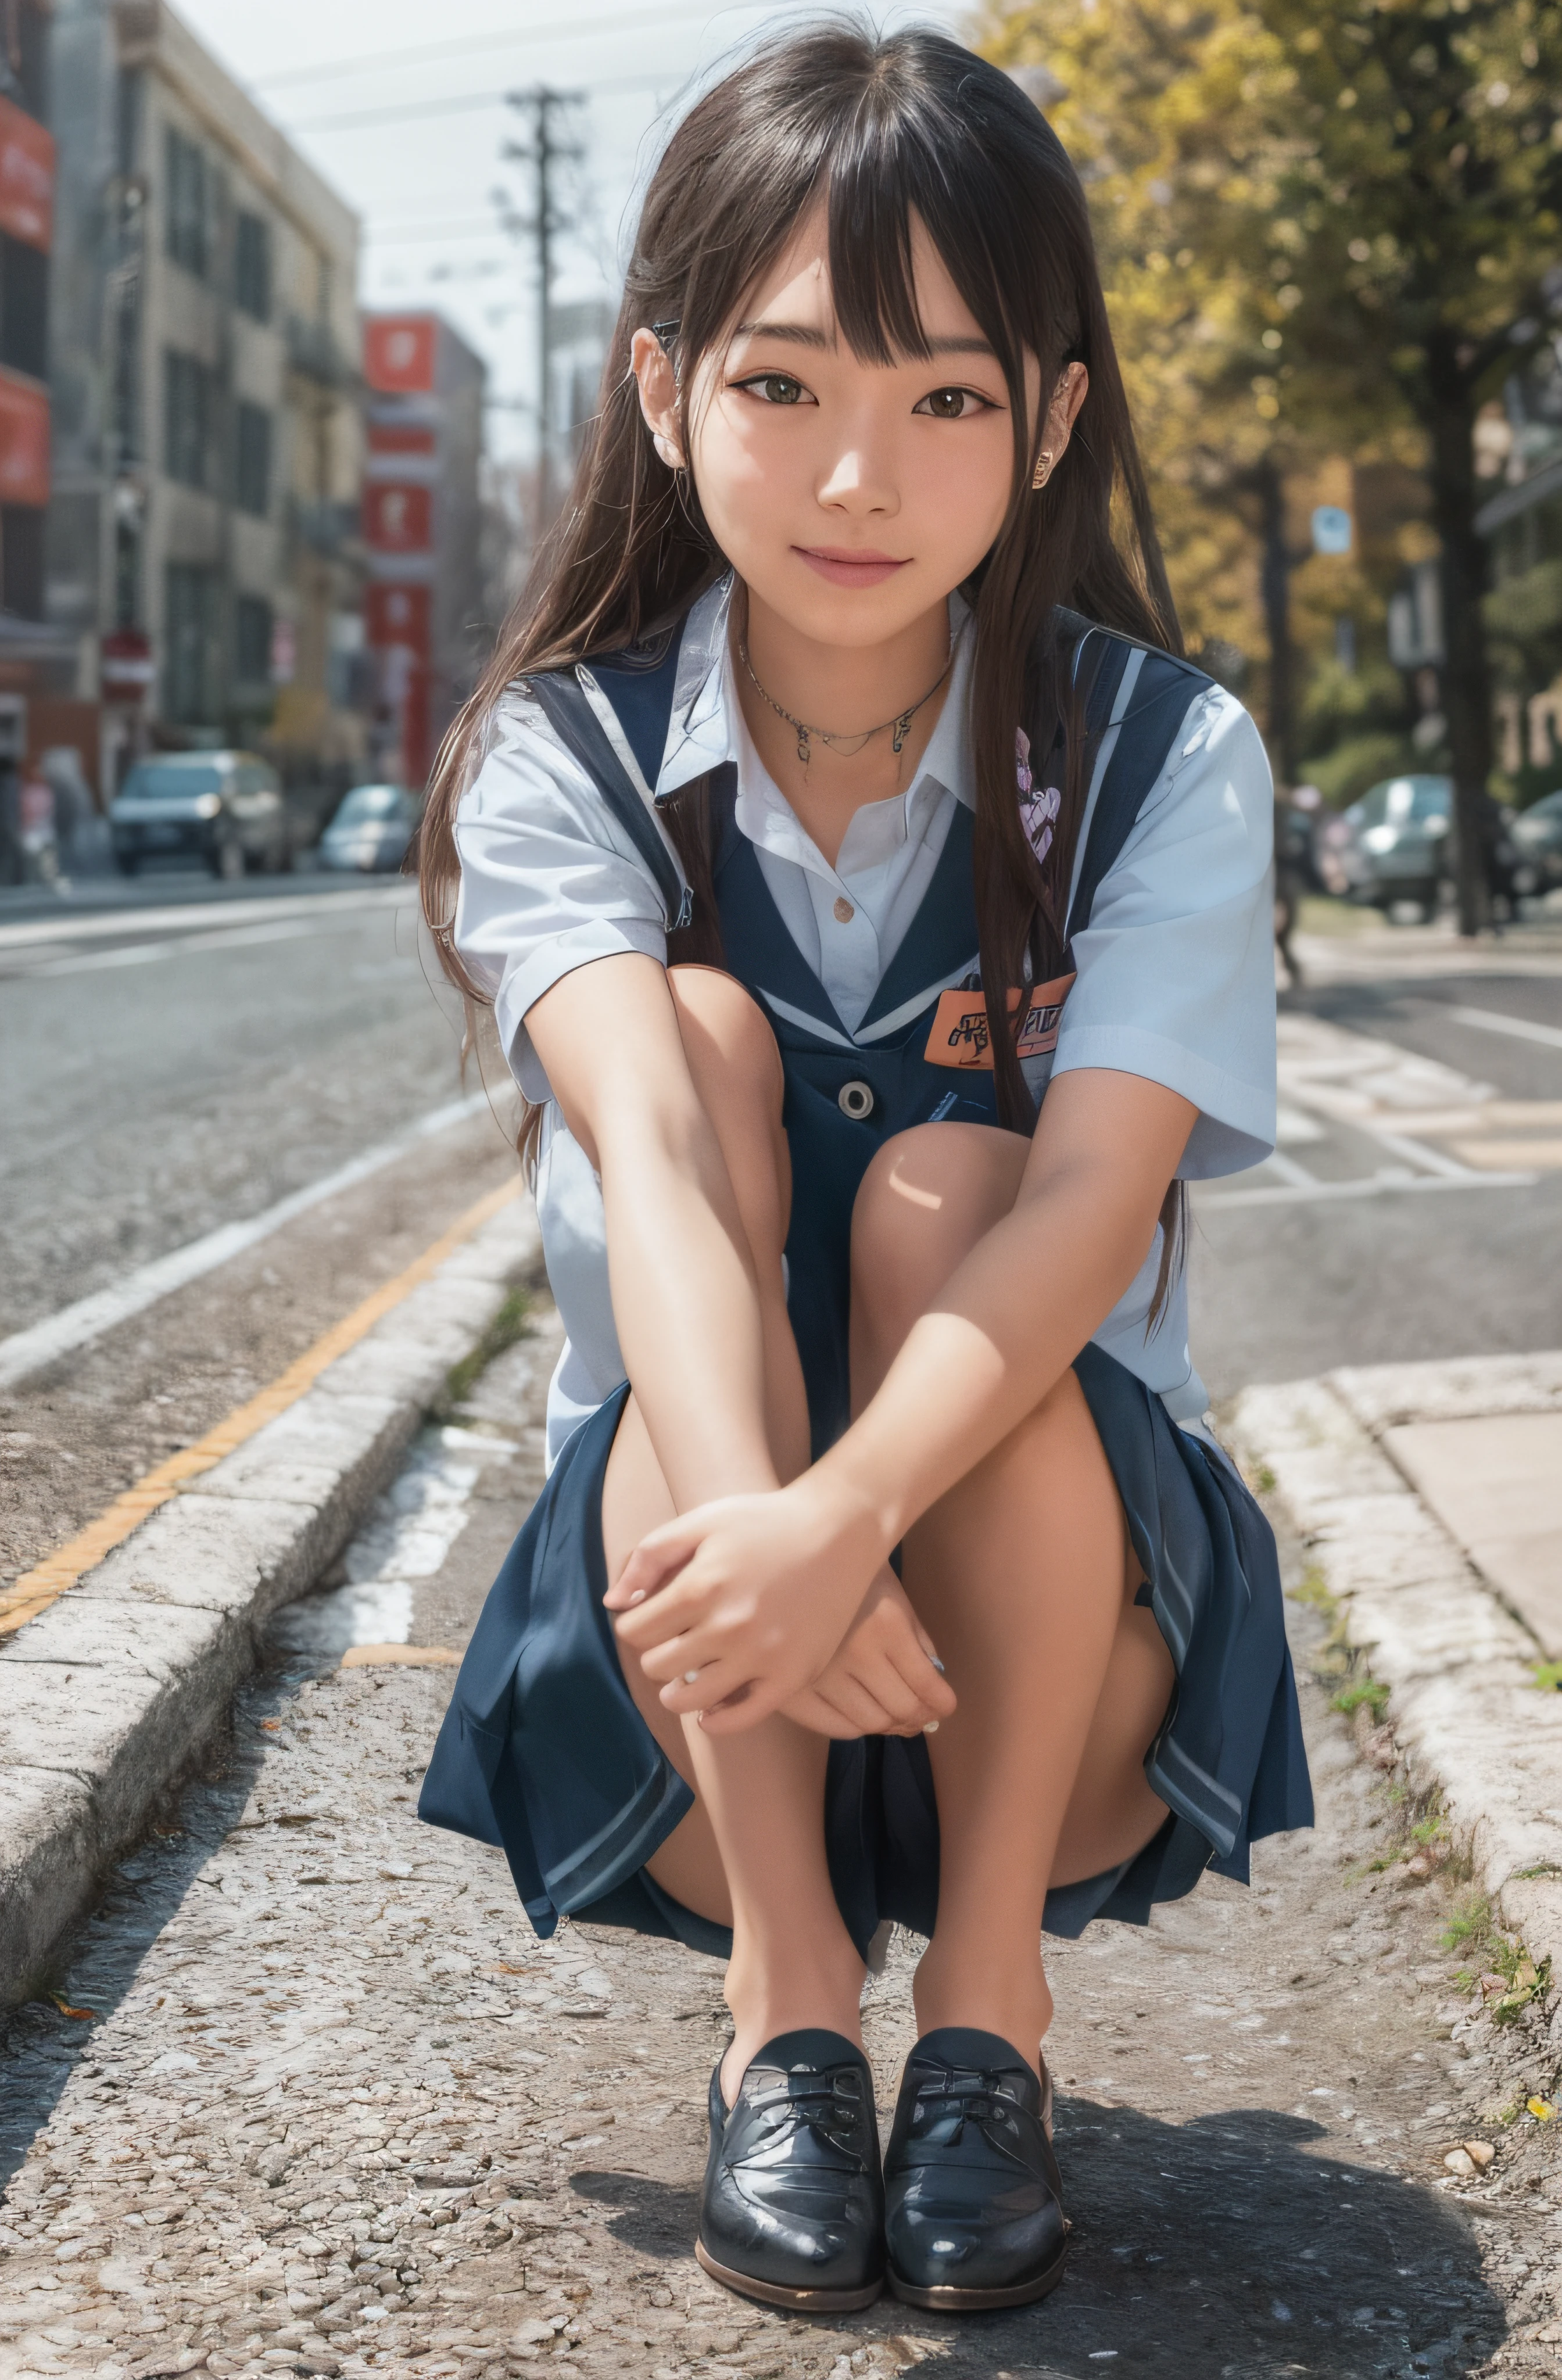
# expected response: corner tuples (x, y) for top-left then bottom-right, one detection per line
(252, 0), (771, 90)
(286, 69), (675, 135)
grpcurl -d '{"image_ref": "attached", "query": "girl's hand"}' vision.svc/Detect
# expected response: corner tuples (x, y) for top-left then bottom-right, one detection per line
(606, 1476), (890, 1732)
(779, 1568), (957, 1740)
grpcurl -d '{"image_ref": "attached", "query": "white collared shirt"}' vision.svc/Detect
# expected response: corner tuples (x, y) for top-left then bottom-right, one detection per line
(453, 575), (1277, 1459)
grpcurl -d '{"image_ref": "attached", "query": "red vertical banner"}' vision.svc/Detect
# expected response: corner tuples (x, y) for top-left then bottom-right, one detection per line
(0, 98), (53, 251)
(0, 370), (50, 504)
(364, 316), (436, 394)
(363, 482), (432, 552)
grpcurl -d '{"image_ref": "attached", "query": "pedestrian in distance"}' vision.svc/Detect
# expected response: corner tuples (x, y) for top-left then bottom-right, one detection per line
(417, 24), (1312, 2321)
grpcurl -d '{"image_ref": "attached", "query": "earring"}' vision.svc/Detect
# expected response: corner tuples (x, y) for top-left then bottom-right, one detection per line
(653, 432), (685, 472)
(1031, 449), (1055, 490)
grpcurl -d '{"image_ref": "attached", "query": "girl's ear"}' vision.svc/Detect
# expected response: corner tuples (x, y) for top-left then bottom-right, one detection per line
(1031, 362), (1090, 489)
(630, 328), (686, 472)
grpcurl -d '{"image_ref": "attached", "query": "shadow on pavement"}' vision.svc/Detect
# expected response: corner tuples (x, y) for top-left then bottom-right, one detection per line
(572, 2090), (1504, 2377)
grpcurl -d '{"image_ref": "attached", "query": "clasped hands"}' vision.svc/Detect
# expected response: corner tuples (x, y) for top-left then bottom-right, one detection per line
(603, 1475), (958, 1740)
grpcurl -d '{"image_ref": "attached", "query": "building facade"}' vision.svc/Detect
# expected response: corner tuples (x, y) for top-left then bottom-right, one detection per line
(361, 310), (484, 790)
(46, 0), (365, 797)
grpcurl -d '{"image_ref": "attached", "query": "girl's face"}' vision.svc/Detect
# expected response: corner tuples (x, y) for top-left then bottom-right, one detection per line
(636, 209), (1073, 653)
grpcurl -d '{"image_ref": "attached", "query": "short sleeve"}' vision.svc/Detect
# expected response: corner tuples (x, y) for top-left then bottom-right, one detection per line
(1051, 687), (1276, 1178)
(453, 688), (669, 1102)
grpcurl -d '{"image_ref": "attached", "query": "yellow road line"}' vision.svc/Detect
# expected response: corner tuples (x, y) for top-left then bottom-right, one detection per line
(0, 1178), (520, 1639)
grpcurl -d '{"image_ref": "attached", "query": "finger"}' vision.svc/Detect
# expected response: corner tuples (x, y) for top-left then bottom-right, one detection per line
(655, 1657), (755, 1715)
(779, 1688), (873, 1740)
(807, 1671), (904, 1737)
(613, 1570), (733, 1653)
(882, 1644), (958, 1720)
(603, 1522), (703, 1611)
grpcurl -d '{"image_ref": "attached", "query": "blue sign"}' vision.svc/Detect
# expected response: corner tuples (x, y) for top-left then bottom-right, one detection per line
(1312, 504), (1353, 556)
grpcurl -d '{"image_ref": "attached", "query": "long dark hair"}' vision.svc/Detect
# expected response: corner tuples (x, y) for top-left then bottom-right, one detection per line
(420, 21), (1185, 1297)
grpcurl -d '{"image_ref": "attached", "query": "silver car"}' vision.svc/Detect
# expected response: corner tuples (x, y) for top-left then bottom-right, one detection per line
(1338, 774), (1452, 919)
(112, 751), (289, 879)
(318, 782), (420, 873)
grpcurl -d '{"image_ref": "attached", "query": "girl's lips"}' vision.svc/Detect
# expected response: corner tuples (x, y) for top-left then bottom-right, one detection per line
(793, 546), (909, 588)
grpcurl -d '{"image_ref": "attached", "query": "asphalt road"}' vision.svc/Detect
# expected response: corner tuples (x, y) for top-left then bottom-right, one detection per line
(0, 874), (523, 1596)
(1191, 921), (1562, 1402)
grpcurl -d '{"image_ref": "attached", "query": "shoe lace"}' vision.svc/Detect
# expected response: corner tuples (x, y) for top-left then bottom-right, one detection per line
(905, 2059), (1040, 2163)
(746, 2063), (871, 2160)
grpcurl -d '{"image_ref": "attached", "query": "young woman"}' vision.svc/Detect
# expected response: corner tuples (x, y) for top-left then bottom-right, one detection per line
(418, 23), (1311, 2319)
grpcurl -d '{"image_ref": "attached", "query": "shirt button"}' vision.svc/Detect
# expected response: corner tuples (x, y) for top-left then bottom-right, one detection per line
(832, 895), (855, 924)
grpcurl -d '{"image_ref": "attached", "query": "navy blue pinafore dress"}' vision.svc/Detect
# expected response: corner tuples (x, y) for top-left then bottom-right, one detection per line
(418, 608), (1313, 1960)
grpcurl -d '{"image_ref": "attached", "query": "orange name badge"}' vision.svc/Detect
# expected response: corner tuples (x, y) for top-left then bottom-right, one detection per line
(923, 974), (1076, 1070)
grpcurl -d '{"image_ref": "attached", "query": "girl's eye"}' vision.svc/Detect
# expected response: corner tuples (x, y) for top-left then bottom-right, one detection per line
(736, 372), (812, 406)
(915, 386), (991, 420)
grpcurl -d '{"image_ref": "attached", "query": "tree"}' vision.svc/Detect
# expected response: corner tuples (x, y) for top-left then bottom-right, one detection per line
(981, 0), (1562, 933)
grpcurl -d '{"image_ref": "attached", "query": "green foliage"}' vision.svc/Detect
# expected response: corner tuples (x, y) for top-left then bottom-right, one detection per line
(1288, 1564), (1336, 1612)
(1309, 732), (1425, 808)
(437, 1286), (532, 1419)
(1442, 1892), (1495, 1956)
(1331, 1676), (1391, 1719)
(1531, 1661), (1562, 1693)
(976, 0), (1562, 811)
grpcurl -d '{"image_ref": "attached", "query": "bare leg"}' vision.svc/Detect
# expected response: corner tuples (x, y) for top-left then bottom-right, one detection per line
(599, 968), (864, 2095)
(850, 1123), (1175, 2068)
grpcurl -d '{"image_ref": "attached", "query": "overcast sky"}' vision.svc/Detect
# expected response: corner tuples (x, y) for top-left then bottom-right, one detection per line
(177, 0), (973, 464)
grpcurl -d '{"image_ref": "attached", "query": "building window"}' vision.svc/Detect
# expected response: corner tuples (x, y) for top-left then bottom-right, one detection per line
(0, 236), (47, 381)
(164, 348), (212, 489)
(235, 594), (273, 687)
(165, 128), (210, 279)
(165, 561), (218, 723)
(235, 213), (271, 323)
(235, 402), (271, 517)
(1, 504), (44, 618)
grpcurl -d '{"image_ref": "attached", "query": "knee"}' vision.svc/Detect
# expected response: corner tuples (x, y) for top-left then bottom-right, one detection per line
(851, 1123), (1025, 1347)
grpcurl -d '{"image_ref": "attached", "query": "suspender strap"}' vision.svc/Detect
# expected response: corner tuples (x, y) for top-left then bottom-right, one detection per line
(1065, 641), (1210, 953)
(524, 666), (691, 934)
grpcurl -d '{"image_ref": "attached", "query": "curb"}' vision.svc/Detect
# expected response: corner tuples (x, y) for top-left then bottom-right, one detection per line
(0, 1194), (541, 2013)
(1228, 1352), (1562, 1999)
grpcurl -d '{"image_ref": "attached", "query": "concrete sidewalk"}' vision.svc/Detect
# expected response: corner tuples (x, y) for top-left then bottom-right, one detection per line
(1230, 1350), (1562, 2015)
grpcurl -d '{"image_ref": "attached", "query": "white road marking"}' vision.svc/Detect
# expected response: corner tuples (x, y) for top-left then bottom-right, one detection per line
(13, 918), (320, 977)
(1441, 1004), (1562, 1054)
(1199, 1166), (1538, 1210)
(0, 1092), (490, 1390)
(0, 883), (408, 952)
(274, 1423), (521, 1663)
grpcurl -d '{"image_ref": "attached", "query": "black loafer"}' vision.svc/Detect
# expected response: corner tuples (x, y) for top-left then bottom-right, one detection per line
(883, 2026), (1066, 2310)
(695, 2028), (885, 2311)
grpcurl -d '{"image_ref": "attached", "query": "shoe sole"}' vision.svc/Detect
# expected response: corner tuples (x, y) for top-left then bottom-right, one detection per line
(695, 2236), (884, 2312)
(887, 2241), (1067, 2313)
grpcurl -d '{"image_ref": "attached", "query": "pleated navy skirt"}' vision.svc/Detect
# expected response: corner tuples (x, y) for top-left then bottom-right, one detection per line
(418, 1341), (1313, 1961)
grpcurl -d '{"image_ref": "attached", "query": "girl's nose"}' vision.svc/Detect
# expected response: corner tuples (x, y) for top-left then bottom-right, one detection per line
(815, 446), (899, 517)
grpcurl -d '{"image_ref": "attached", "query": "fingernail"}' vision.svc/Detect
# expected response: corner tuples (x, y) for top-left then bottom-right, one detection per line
(923, 1720), (939, 1734)
(929, 1657), (945, 1673)
(626, 1589), (646, 1605)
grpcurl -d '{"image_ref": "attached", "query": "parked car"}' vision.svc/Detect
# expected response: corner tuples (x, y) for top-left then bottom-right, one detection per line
(111, 751), (289, 878)
(1511, 788), (1562, 894)
(317, 782), (420, 872)
(1337, 773), (1453, 918)
(1338, 773), (1531, 919)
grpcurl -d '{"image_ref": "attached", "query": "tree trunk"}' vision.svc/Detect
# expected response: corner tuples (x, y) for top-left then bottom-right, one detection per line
(1256, 451), (1297, 788)
(1424, 334), (1493, 937)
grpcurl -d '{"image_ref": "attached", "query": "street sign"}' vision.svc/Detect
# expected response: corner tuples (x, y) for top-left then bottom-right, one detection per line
(1312, 504), (1353, 555)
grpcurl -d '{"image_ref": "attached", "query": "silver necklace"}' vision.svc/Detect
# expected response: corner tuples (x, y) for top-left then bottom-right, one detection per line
(739, 639), (951, 767)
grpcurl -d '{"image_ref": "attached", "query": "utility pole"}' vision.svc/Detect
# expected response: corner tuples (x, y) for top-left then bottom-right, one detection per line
(501, 88), (584, 533)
